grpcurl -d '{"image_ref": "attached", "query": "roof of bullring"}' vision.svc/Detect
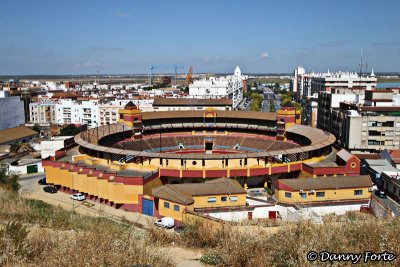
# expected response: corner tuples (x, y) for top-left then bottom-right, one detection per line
(74, 117), (336, 160)
(152, 98), (232, 107)
(141, 110), (277, 121)
(275, 175), (372, 192)
(0, 126), (38, 145)
(152, 178), (246, 205)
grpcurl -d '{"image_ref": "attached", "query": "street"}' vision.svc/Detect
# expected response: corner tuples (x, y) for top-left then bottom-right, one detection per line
(373, 193), (400, 217)
(18, 174), (153, 228)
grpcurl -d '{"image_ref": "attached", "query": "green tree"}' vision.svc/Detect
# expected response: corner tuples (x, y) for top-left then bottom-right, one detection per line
(59, 125), (82, 136)
(31, 124), (40, 133)
(0, 165), (20, 191)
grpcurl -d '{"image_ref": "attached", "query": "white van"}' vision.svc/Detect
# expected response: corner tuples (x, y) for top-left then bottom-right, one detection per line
(154, 217), (175, 229)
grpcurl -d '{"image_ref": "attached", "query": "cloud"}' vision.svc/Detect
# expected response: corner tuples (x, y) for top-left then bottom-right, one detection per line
(372, 41), (400, 47)
(317, 40), (353, 47)
(202, 56), (222, 62)
(114, 12), (132, 18)
(87, 46), (126, 53)
(71, 62), (106, 69)
(260, 52), (269, 59)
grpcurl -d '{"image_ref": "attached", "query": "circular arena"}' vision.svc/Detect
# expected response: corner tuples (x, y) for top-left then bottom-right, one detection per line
(73, 107), (336, 186)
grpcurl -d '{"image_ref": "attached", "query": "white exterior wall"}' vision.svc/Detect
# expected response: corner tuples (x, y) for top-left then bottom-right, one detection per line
(189, 66), (247, 109)
(8, 162), (44, 175)
(55, 99), (99, 128)
(40, 139), (67, 159)
(205, 203), (363, 222)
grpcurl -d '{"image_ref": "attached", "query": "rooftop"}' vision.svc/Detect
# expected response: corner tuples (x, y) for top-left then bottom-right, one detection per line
(0, 126), (38, 145)
(276, 175), (372, 191)
(152, 178), (246, 205)
(152, 98), (232, 107)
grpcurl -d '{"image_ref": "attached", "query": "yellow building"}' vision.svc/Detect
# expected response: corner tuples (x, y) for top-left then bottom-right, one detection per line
(152, 178), (247, 222)
(275, 175), (372, 204)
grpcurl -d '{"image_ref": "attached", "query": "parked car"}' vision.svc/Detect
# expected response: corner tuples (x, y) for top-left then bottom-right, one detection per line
(154, 217), (175, 229)
(374, 190), (387, 199)
(71, 193), (86, 201)
(38, 178), (47, 185)
(43, 186), (57, 194)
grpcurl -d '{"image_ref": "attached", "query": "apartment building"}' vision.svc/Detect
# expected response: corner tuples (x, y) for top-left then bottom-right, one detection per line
(310, 71), (377, 96)
(189, 66), (248, 109)
(293, 67), (377, 127)
(55, 99), (99, 128)
(152, 98), (232, 111)
(330, 90), (400, 152)
(29, 100), (57, 125)
(317, 88), (366, 132)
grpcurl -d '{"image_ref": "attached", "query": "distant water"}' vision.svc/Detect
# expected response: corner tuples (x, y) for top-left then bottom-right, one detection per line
(377, 82), (400, 89)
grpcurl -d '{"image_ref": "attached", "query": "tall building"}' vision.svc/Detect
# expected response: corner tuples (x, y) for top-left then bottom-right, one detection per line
(29, 100), (57, 125)
(55, 99), (100, 128)
(329, 90), (400, 152)
(310, 70), (377, 96)
(0, 90), (25, 130)
(317, 88), (366, 132)
(189, 66), (248, 109)
(293, 67), (377, 127)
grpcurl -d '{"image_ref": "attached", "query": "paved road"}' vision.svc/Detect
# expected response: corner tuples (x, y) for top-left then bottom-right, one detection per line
(373, 192), (400, 217)
(18, 175), (153, 228)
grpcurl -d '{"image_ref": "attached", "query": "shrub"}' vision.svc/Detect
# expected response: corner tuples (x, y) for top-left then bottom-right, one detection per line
(200, 250), (222, 265)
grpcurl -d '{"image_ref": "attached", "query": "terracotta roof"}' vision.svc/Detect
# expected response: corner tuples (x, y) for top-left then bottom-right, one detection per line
(153, 98), (232, 107)
(142, 110), (277, 121)
(152, 178), (246, 205)
(285, 124), (336, 146)
(0, 126), (38, 145)
(276, 175), (372, 191)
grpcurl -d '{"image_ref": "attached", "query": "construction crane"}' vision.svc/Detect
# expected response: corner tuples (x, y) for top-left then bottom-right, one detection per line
(186, 66), (193, 85)
(149, 64), (184, 86)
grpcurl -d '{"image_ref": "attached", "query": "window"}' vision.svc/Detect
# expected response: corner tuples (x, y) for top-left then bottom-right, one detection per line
(316, 192), (325, 198)
(174, 205), (180, 211)
(300, 192), (307, 199)
(354, 190), (363, 196)
(208, 197), (216, 203)
(221, 196), (227, 202)
(164, 202), (170, 208)
(230, 196), (238, 202)
(285, 192), (292, 198)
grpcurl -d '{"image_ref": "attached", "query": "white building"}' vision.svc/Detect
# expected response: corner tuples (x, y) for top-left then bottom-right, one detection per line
(189, 66), (248, 109)
(55, 99), (99, 128)
(29, 100), (57, 125)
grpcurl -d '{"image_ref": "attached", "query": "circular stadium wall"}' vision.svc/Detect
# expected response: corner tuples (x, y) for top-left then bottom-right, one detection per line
(74, 111), (336, 186)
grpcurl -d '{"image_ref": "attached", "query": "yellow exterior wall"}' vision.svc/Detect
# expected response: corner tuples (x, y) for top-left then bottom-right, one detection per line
(276, 187), (371, 204)
(157, 199), (186, 221)
(192, 194), (246, 208)
(44, 165), (145, 205)
(143, 176), (163, 196)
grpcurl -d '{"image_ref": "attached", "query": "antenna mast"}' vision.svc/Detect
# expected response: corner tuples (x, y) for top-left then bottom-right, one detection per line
(359, 48), (363, 77)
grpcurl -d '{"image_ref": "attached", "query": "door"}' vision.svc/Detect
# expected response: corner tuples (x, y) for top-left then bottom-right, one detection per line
(26, 165), (38, 174)
(142, 199), (154, 216)
(269, 211), (277, 220)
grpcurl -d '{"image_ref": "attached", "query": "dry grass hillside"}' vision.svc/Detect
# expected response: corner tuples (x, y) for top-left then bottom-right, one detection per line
(1, 181), (399, 267)
(0, 188), (173, 267)
(148, 213), (400, 266)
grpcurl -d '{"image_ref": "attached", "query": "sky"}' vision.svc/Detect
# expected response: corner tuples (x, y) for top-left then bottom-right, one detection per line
(0, 0), (399, 75)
